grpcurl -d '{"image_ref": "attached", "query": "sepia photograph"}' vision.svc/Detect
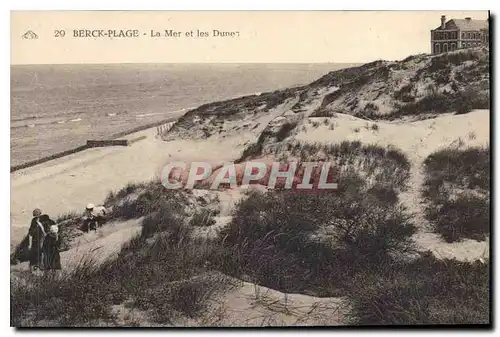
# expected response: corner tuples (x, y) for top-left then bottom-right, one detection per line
(9, 10), (491, 328)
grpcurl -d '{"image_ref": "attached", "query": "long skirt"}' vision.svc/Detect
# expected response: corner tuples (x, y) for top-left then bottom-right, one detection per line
(42, 237), (62, 270)
(29, 240), (44, 269)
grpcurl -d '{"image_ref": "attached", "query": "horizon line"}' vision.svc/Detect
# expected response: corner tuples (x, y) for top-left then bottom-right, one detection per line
(10, 61), (368, 66)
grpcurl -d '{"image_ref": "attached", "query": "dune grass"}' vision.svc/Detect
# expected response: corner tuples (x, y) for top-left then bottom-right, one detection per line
(215, 174), (415, 291)
(346, 253), (489, 325)
(267, 140), (411, 191)
(423, 146), (490, 199)
(423, 146), (490, 242)
(390, 88), (489, 119)
(104, 179), (189, 222)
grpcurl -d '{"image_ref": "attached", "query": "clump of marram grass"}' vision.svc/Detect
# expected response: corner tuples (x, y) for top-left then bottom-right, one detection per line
(189, 209), (217, 227)
(104, 179), (189, 221)
(216, 170), (416, 295)
(423, 146), (489, 200)
(390, 86), (489, 119)
(423, 146), (490, 242)
(310, 108), (337, 118)
(55, 211), (81, 223)
(266, 140), (411, 191)
(275, 121), (298, 142)
(425, 193), (489, 243)
(346, 252), (490, 325)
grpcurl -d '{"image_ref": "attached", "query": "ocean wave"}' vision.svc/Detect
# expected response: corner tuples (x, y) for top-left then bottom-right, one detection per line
(135, 108), (189, 118)
(135, 113), (163, 118)
(11, 111), (85, 123)
(70, 118), (82, 122)
(11, 115), (39, 123)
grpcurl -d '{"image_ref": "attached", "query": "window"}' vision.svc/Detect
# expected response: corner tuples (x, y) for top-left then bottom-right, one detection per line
(443, 43), (448, 52)
(435, 43), (440, 53)
(462, 32), (466, 39)
(445, 32), (448, 39)
(451, 43), (456, 50)
(467, 32), (471, 39)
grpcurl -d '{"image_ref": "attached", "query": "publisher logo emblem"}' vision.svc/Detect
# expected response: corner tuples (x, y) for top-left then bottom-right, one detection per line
(22, 30), (38, 39)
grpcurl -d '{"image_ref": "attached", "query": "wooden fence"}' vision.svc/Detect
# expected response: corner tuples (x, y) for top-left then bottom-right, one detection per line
(156, 121), (176, 138)
(86, 139), (129, 147)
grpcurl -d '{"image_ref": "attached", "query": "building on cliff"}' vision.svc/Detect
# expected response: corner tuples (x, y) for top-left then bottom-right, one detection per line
(431, 15), (489, 54)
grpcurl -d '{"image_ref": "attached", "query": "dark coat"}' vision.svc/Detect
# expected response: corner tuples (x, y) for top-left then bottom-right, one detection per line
(27, 215), (56, 268)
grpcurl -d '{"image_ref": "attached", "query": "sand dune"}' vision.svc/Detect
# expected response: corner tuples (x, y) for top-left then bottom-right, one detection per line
(294, 109), (490, 261)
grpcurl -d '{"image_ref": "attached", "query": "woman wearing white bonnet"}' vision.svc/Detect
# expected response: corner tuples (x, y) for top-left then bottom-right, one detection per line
(42, 216), (62, 274)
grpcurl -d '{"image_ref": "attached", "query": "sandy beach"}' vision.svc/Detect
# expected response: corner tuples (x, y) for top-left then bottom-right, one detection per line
(10, 122), (255, 247)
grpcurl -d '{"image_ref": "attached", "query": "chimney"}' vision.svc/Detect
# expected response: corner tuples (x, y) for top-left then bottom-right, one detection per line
(441, 15), (446, 29)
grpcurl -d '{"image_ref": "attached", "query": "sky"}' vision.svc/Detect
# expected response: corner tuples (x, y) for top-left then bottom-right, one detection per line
(11, 10), (489, 64)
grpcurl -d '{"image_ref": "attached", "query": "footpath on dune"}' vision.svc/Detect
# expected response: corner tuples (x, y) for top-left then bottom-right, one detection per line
(10, 218), (143, 276)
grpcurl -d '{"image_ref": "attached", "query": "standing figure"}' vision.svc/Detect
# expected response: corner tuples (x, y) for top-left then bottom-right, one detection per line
(42, 219), (62, 276)
(27, 208), (50, 273)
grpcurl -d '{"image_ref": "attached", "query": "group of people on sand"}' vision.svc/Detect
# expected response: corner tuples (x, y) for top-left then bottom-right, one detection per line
(26, 203), (108, 275)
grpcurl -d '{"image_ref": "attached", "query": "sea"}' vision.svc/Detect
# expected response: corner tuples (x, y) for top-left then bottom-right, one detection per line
(11, 63), (355, 167)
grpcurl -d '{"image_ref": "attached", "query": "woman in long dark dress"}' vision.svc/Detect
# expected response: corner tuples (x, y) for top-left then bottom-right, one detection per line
(42, 219), (62, 274)
(28, 209), (46, 272)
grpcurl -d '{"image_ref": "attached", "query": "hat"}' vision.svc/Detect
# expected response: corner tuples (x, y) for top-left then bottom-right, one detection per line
(32, 208), (41, 217)
(86, 203), (95, 210)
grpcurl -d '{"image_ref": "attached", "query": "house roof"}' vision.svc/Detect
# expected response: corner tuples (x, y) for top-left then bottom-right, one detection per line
(452, 19), (488, 31)
(433, 18), (488, 31)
